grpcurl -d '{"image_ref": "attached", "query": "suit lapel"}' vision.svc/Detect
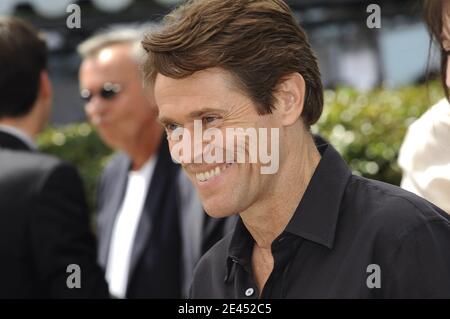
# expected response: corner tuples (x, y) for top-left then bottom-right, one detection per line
(127, 138), (178, 284)
(98, 154), (131, 268)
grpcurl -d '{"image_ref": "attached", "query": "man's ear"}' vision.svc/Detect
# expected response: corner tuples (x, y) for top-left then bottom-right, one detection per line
(36, 71), (53, 132)
(274, 73), (305, 127)
(39, 71), (53, 104)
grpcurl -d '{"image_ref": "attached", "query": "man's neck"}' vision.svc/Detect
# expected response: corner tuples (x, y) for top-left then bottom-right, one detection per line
(0, 125), (37, 151)
(126, 126), (163, 171)
(0, 118), (38, 141)
(241, 134), (321, 249)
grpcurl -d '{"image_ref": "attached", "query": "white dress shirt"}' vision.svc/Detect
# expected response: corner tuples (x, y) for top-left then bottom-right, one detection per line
(105, 155), (157, 298)
(398, 98), (450, 214)
(0, 124), (36, 150)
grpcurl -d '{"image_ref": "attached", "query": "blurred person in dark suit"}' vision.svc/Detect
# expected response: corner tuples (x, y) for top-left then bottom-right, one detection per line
(78, 27), (235, 299)
(0, 16), (108, 298)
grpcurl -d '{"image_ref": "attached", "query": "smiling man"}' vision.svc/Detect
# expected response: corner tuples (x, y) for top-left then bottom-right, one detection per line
(78, 27), (234, 298)
(142, 0), (450, 298)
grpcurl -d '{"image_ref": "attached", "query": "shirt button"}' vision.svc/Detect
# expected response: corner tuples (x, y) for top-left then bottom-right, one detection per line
(245, 288), (254, 297)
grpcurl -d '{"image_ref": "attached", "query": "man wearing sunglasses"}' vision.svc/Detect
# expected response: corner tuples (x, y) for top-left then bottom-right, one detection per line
(78, 27), (235, 299)
(80, 82), (122, 105)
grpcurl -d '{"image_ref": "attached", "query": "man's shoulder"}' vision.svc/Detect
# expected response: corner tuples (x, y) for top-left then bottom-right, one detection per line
(102, 152), (129, 173)
(99, 152), (129, 185)
(0, 150), (83, 207)
(0, 149), (73, 181)
(346, 176), (450, 298)
(347, 175), (450, 239)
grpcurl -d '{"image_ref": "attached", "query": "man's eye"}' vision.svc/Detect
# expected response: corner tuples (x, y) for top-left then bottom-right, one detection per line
(202, 116), (218, 125)
(165, 123), (180, 131)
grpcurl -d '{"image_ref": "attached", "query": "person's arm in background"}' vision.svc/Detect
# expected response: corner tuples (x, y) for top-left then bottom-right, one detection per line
(398, 100), (450, 215)
(29, 162), (109, 298)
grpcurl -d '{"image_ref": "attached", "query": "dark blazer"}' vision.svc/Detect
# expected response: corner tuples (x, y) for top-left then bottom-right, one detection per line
(96, 138), (236, 298)
(0, 130), (109, 298)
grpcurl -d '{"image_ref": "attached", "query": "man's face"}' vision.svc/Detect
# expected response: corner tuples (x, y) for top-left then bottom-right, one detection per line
(79, 44), (157, 150)
(154, 68), (282, 218)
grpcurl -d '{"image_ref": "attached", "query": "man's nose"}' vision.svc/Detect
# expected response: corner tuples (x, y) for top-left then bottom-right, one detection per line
(168, 127), (226, 165)
(84, 97), (107, 124)
(85, 96), (106, 114)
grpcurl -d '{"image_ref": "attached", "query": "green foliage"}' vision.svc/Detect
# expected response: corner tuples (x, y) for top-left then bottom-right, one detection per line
(37, 123), (113, 210)
(36, 82), (444, 209)
(313, 82), (444, 185)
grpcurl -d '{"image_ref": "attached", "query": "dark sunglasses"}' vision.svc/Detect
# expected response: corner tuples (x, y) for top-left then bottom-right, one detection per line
(80, 82), (122, 102)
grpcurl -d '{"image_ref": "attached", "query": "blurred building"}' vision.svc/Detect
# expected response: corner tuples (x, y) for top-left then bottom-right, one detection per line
(0, 0), (438, 124)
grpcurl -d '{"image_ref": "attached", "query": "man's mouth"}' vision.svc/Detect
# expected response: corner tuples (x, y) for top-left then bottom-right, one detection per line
(195, 163), (233, 182)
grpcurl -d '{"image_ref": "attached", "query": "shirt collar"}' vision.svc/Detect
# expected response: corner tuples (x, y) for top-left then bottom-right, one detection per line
(283, 136), (352, 249)
(228, 218), (253, 266)
(0, 124), (37, 150)
(227, 136), (352, 271)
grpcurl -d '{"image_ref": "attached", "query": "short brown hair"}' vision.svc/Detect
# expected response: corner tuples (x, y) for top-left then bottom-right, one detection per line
(424, 0), (449, 99)
(142, 0), (323, 126)
(0, 16), (47, 118)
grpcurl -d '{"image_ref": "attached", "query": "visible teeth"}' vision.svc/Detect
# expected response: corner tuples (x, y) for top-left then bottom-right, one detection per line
(196, 164), (232, 182)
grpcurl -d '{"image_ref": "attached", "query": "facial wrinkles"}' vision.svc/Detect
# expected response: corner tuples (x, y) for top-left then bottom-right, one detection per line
(217, 99), (269, 162)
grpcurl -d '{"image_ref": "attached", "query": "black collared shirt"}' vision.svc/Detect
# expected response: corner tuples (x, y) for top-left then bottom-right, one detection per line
(190, 138), (450, 298)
